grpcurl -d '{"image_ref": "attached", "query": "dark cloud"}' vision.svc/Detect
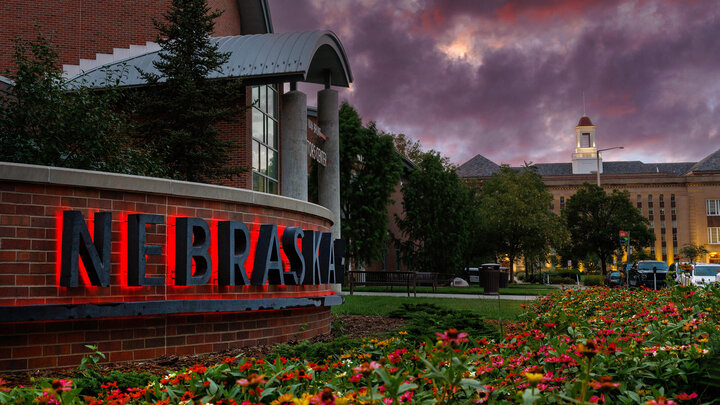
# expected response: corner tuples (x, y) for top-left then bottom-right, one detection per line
(269, 0), (720, 166)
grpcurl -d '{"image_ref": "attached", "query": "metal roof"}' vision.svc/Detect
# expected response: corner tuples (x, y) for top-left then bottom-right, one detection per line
(458, 153), (708, 178)
(66, 31), (353, 89)
(688, 149), (720, 173)
(0, 75), (14, 87)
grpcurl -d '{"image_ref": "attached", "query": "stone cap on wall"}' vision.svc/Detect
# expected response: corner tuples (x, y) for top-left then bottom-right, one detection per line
(0, 162), (333, 224)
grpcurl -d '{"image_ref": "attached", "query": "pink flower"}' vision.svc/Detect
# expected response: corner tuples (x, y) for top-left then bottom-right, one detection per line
(674, 392), (698, 401)
(436, 328), (469, 345)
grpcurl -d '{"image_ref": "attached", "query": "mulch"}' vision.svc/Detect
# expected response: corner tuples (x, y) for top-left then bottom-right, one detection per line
(1, 315), (406, 387)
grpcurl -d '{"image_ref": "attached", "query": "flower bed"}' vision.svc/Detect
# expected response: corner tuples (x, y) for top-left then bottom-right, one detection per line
(2, 285), (719, 404)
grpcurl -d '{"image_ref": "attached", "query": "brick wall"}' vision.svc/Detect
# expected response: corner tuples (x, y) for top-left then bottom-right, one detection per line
(0, 164), (337, 371)
(0, 0), (243, 73)
(0, 180), (331, 306)
(2, 307), (330, 371)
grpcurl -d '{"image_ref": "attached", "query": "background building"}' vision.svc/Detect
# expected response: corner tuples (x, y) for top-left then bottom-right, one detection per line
(459, 115), (720, 265)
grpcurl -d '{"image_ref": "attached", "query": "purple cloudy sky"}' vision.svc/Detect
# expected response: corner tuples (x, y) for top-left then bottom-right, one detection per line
(269, 0), (720, 166)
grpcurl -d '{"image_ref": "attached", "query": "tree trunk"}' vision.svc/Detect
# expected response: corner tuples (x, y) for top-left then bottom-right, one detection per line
(600, 256), (607, 275)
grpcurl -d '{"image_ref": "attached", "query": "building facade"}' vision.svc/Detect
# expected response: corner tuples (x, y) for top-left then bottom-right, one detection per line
(459, 115), (720, 265)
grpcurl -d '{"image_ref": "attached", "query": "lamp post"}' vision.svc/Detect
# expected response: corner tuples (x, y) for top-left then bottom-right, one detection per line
(596, 146), (624, 187)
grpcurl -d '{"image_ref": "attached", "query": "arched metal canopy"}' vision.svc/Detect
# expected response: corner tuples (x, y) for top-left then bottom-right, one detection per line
(67, 30), (352, 89)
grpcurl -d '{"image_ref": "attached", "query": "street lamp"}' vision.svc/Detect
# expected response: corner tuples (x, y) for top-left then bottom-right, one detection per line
(596, 146), (624, 187)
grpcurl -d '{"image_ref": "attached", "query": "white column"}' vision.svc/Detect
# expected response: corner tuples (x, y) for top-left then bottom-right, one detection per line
(317, 88), (341, 239)
(280, 90), (308, 201)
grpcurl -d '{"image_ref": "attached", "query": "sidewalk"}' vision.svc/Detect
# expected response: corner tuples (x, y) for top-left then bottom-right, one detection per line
(339, 291), (539, 301)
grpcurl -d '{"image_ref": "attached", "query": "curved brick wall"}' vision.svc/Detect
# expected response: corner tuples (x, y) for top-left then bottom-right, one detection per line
(0, 162), (338, 371)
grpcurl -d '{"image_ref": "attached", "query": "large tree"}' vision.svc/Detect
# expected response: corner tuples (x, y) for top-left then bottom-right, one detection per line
(397, 151), (477, 275)
(339, 103), (403, 267)
(0, 33), (160, 175)
(133, 0), (246, 182)
(563, 184), (654, 275)
(477, 165), (566, 281)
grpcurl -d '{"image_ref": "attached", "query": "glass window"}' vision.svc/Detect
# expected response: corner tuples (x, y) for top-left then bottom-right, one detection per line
(251, 85), (280, 194)
(648, 195), (653, 203)
(707, 200), (720, 216)
(709, 228), (720, 244)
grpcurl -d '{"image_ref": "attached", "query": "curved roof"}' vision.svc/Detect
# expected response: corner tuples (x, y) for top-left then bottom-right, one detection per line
(577, 115), (593, 126)
(66, 31), (352, 89)
(0, 75), (14, 86)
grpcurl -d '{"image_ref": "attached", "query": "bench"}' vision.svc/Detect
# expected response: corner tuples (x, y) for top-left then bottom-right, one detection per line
(415, 272), (439, 292)
(347, 271), (417, 297)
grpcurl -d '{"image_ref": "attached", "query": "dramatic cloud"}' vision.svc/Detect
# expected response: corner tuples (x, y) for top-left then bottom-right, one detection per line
(269, 0), (720, 166)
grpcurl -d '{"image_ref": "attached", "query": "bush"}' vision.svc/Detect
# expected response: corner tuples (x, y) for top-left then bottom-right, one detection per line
(554, 276), (576, 285)
(583, 274), (604, 286)
(387, 303), (498, 343)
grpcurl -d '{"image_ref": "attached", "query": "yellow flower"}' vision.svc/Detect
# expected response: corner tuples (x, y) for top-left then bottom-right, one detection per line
(271, 393), (295, 405)
(525, 372), (543, 387)
(398, 331), (408, 335)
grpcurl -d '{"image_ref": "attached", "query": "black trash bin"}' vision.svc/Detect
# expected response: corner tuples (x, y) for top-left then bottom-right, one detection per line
(499, 267), (509, 289)
(481, 263), (501, 295)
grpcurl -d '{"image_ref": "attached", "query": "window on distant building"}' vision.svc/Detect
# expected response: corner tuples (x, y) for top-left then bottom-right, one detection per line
(709, 227), (720, 244)
(582, 133), (591, 147)
(560, 196), (565, 210)
(251, 85), (279, 194)
(707, 200), (720, 216)
(637, 195), (642, 209)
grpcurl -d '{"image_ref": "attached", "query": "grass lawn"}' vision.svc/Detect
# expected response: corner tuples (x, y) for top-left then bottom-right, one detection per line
(332, 295), (527, 320)
(343, 283), (558, 296)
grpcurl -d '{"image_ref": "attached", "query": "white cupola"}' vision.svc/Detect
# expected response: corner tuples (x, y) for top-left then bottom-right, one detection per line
(571, 115), (600, 174)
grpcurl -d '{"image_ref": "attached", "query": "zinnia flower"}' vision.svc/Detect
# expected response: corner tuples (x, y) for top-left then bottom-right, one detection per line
(436, 328), (469, 346)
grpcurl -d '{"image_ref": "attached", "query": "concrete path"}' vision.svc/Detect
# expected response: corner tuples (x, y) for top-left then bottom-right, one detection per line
(338, 291), (539, 301)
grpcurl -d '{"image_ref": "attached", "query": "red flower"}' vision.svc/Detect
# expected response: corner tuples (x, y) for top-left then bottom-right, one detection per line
(674, 392), (698, 401)
(646, 397), (677, 405)
(589, 376), (621, 392)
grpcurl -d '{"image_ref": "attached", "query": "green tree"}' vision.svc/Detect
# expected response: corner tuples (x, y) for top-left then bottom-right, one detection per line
(0, 33), (160, 175)
(478, 165), (566, 281)
(133, 0), (246, 182)
(679, 243), (709, 264)
(563, 184), (654, 275)
(397, 151), (477, 275)
(339, 103), (403, 267)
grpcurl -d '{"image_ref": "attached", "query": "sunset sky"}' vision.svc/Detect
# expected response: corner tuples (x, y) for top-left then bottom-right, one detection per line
(269, 0), (720, 167)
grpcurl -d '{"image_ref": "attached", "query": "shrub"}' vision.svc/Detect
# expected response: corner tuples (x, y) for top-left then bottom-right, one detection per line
(582, 274), (604, 286)
(387, 303), (498, 343)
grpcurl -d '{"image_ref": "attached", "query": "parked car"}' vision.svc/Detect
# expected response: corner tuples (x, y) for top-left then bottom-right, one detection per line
(605, 270), (626, 287)
(628, 261), (669, 289)
(678, 263), (720, 286)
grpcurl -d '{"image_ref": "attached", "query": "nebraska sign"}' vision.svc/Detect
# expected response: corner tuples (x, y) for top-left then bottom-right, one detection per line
(59, 210), (345, 289)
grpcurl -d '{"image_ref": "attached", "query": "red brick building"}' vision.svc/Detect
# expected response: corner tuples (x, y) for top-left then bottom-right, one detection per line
(0, 0), (352, 372)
